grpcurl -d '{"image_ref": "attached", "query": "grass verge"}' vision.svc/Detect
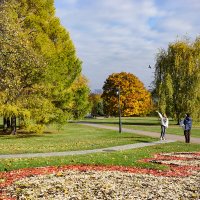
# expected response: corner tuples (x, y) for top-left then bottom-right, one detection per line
(0, 142), (199, 172)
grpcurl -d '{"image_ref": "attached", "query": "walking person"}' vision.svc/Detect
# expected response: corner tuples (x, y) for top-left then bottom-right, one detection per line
(156, 111), (169, 140)
(183, 113), (192, 143)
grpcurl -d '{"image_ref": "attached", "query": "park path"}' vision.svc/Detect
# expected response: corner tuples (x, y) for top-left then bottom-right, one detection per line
(0, 140), (175, 159)
(79, 122), (200, 144)
(0, 123), (199, 159)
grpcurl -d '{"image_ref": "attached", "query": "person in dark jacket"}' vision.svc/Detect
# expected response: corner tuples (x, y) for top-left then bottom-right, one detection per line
(183, 113), (192, 143)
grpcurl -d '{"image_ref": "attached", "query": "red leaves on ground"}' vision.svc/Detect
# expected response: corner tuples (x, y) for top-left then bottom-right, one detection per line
(0, 152), (199, 200)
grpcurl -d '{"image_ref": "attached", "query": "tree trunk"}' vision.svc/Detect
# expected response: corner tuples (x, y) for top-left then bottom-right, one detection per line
(7, 117), (11, 128)
(3, 117), (7, 131)
(11, 116), (17, 135)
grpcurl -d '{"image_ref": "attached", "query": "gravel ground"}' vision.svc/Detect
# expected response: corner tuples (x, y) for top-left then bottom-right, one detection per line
(4, 152), (200, 200)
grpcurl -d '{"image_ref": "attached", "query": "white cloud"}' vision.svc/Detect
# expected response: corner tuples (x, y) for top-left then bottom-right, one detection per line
(55, 0), (200, 90)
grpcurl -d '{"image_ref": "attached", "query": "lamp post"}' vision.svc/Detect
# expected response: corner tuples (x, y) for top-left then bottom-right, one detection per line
(116, 88), (122, 133)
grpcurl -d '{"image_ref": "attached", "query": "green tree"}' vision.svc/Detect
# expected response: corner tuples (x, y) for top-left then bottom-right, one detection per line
(89, 93), (104, 117)
(0, 0), (47, 133)
(68, 75), (91, 119)
(0, 0), (86, 133)
(15, 0), (82, 122)
(102, 72), (153, 116)
(154, 38), (200, 122)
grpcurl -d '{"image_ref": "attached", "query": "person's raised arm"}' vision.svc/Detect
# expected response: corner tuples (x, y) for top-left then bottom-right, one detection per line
(156, 111), (162, 119)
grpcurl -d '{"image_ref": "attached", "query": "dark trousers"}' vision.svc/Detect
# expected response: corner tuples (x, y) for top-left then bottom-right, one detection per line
(184, 130), (191, 143)
(161, 125), (166, 138)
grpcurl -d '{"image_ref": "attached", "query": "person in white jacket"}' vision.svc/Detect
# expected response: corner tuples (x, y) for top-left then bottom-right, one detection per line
(156, 111), (169, 140)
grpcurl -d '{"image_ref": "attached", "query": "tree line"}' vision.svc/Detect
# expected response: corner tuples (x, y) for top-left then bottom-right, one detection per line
(1, 0), (199, 134)
(91, 38), (200, 123)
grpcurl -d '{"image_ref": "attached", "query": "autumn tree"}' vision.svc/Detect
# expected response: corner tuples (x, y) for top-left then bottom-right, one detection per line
(14, 0), (82, 123)
(154, 37), (200, 122)
(102, 72), (153, 116)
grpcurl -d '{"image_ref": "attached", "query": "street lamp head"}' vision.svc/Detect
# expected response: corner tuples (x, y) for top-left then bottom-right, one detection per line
(116, 88), (120, 95)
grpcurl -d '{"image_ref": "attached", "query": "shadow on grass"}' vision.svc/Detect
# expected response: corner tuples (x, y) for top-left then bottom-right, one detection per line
(122, 137), (155, 142)
(0, 129), (54, 139)
(120, 135), (157, 143)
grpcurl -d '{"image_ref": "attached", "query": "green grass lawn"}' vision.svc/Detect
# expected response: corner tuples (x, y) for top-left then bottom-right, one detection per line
(0, 123), (156, 155)
(0, 117), (199, 172)
(79, 117), (200, 137)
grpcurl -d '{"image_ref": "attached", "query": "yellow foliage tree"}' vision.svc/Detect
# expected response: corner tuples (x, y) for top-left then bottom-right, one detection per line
(102, 72), (153, 116)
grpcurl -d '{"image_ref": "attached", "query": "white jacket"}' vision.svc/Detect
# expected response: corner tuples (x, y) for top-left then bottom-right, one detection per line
(157, 112), (168, 128)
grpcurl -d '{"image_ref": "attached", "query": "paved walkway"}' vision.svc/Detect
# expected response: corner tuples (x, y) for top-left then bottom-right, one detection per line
(0, 123), (199, 159)
(80, 122), (200, 144)
(0, 140), (175, 159)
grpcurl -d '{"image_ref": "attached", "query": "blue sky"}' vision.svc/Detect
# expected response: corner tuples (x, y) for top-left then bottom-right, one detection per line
(54, 0), (200, 91)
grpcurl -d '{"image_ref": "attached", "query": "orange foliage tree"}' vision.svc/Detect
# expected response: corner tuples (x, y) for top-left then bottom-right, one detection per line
(102, 72), (153, 116)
